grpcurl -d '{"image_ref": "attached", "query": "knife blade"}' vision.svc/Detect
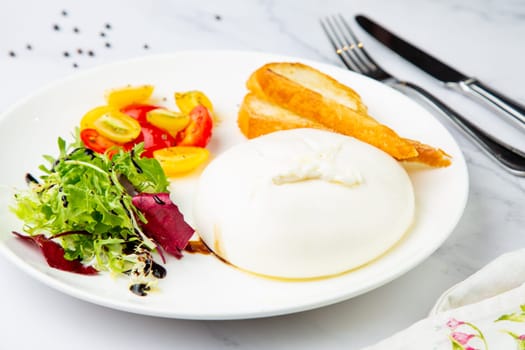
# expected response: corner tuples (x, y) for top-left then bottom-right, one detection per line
(356, 14), (525, 129)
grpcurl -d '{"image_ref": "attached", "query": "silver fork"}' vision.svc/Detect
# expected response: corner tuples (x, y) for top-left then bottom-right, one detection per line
(320, 14), (525, 176)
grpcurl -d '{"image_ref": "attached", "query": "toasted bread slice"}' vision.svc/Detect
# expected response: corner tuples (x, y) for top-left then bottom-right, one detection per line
(238, 93), (331, 138)
(248, 62), (418, 160)
(238, 93), (451, 167)
(250, 62), (368, 114)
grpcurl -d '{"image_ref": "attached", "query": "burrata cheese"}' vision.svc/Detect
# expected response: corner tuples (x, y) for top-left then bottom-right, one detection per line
(193, 128), (414, 279)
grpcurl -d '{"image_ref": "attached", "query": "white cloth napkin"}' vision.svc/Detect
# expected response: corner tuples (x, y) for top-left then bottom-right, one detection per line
(363, 249), (525, 349)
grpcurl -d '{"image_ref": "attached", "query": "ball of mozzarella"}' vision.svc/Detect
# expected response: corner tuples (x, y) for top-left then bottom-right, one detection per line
(193, 128), (414, 279)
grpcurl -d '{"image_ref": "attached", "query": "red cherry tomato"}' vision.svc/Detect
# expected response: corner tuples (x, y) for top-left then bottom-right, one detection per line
(128, 124), (177, 158)
(121, 104), (177, 157)
(176, 105), (213, 147)
(120, 104), (160, 126)
(80, 128), (119, 154)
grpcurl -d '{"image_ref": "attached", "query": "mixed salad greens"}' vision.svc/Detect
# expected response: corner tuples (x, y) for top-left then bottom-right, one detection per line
(10, 85), (214, 296)
(12, 136), (193, 295)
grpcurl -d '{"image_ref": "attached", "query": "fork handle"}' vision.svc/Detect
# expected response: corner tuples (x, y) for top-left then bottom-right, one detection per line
(453, 79), (525, 129)
(395, 81), (525, 176)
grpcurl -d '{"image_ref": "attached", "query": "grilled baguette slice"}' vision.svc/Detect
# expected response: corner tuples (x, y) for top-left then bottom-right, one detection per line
(248, 62), (418, 160)
(238, 93), (451, 167)
(238, 93), (330, 139)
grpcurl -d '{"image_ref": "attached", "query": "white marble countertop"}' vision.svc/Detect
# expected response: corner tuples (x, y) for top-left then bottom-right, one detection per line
(1, 0), (524, 349)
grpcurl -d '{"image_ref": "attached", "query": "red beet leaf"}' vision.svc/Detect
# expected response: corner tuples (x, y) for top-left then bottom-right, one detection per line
(132, 193), (194, 259)
(12, 231), (98, 275)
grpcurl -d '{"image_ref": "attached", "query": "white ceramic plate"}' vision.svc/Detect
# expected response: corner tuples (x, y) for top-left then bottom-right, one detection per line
(0, 51), (468, 320)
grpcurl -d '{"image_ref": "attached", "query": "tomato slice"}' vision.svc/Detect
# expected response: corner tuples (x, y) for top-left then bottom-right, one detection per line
(80, 106), (141, 143)
(146, 109), (190, 137)
(153, 146), (209, 177)
(124, 123), (177, 158)
(105, 85), (154, 108)
(175, 90), (213, 115)
(80, 105), (112, 130)
(121, 104), (177, 157)
(80, 128), (119, 154)
(176, 105), (213, 148)
(121, 104), (160, 125)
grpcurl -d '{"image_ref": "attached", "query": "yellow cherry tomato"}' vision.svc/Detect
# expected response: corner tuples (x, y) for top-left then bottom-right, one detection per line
(105, 85), (154, 108)
(153, 146), (210, 177)
(80, 105), (112, 130)
(175, 90), (213, 115)
(80, 106), (141, 143)
(146, 109), (190, 137)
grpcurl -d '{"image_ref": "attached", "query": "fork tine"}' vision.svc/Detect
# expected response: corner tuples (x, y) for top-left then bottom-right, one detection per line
(335, 14), (380, 72)
(319, 18), (350, 70)
(320, 16), (363, 72)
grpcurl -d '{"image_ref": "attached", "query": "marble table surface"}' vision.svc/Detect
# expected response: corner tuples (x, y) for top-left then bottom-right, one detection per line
(1, 0), (524, 349)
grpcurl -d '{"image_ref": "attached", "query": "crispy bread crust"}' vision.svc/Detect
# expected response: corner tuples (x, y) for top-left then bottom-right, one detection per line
(238, 62), (451, 167)
(404, 140), (452, 167)
(238, 93), (330, 139)
(252, 63), (418, 159)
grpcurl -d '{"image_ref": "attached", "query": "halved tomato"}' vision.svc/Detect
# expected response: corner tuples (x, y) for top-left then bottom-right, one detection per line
(146, 109), (190, 137)
(121, 104), (160, 125)
(80, 128), (119, 154)
(175, 90), (213, 115)
(80, 106), (141, 144)
(120, 104), (177, 157)
(126, 123), (177, 158)
(176, 105), (213, 148)
(105, 85), (154, 108)
(153, 146), (210, 177)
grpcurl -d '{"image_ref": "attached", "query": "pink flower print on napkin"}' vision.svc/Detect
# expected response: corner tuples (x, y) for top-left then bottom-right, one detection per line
(447, 318), (466, 329)
(446, 318), (487, 350)
(451, 332), (475, 345)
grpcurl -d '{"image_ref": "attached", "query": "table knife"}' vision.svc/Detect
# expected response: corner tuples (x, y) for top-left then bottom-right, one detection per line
(356, 15), (525, 130)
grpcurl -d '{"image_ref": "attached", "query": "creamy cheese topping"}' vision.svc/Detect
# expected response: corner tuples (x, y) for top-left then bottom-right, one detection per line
(193, 128), (415, 279)
(271, 144), (363, 187)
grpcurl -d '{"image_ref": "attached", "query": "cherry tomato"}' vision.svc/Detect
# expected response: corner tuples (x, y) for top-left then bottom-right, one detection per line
(105, 85), (154, 108)
(175, 90), (213, 115)
(80, 105), (141, 143)
(125, 123), (177, 158)
(153, 146), (209, 177)
(120, 104), (177, 157)
(146, 109), (190, 137)
(120, 104), (160, 125)
(176, 105), (213, 147)
(80, 128), (119, 154)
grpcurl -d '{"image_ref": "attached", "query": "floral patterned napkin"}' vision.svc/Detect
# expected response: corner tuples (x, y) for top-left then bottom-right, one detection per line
(363, 249), (525, 349)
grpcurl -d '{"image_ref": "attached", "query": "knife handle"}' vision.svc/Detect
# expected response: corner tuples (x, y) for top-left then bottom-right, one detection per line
(456, 79), (525, 129)
(395, 81), (525, 176)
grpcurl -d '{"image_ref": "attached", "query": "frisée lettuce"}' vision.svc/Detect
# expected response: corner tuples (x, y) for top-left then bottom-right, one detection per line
(11, 136), (193, 295)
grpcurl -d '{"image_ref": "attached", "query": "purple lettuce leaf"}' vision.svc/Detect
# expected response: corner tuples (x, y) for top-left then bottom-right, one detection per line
(13, 231), (98, 275)
(132, 193), (194, 259)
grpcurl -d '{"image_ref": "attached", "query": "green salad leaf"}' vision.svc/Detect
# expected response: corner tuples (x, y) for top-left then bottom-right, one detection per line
(11, 137), (169, 276)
